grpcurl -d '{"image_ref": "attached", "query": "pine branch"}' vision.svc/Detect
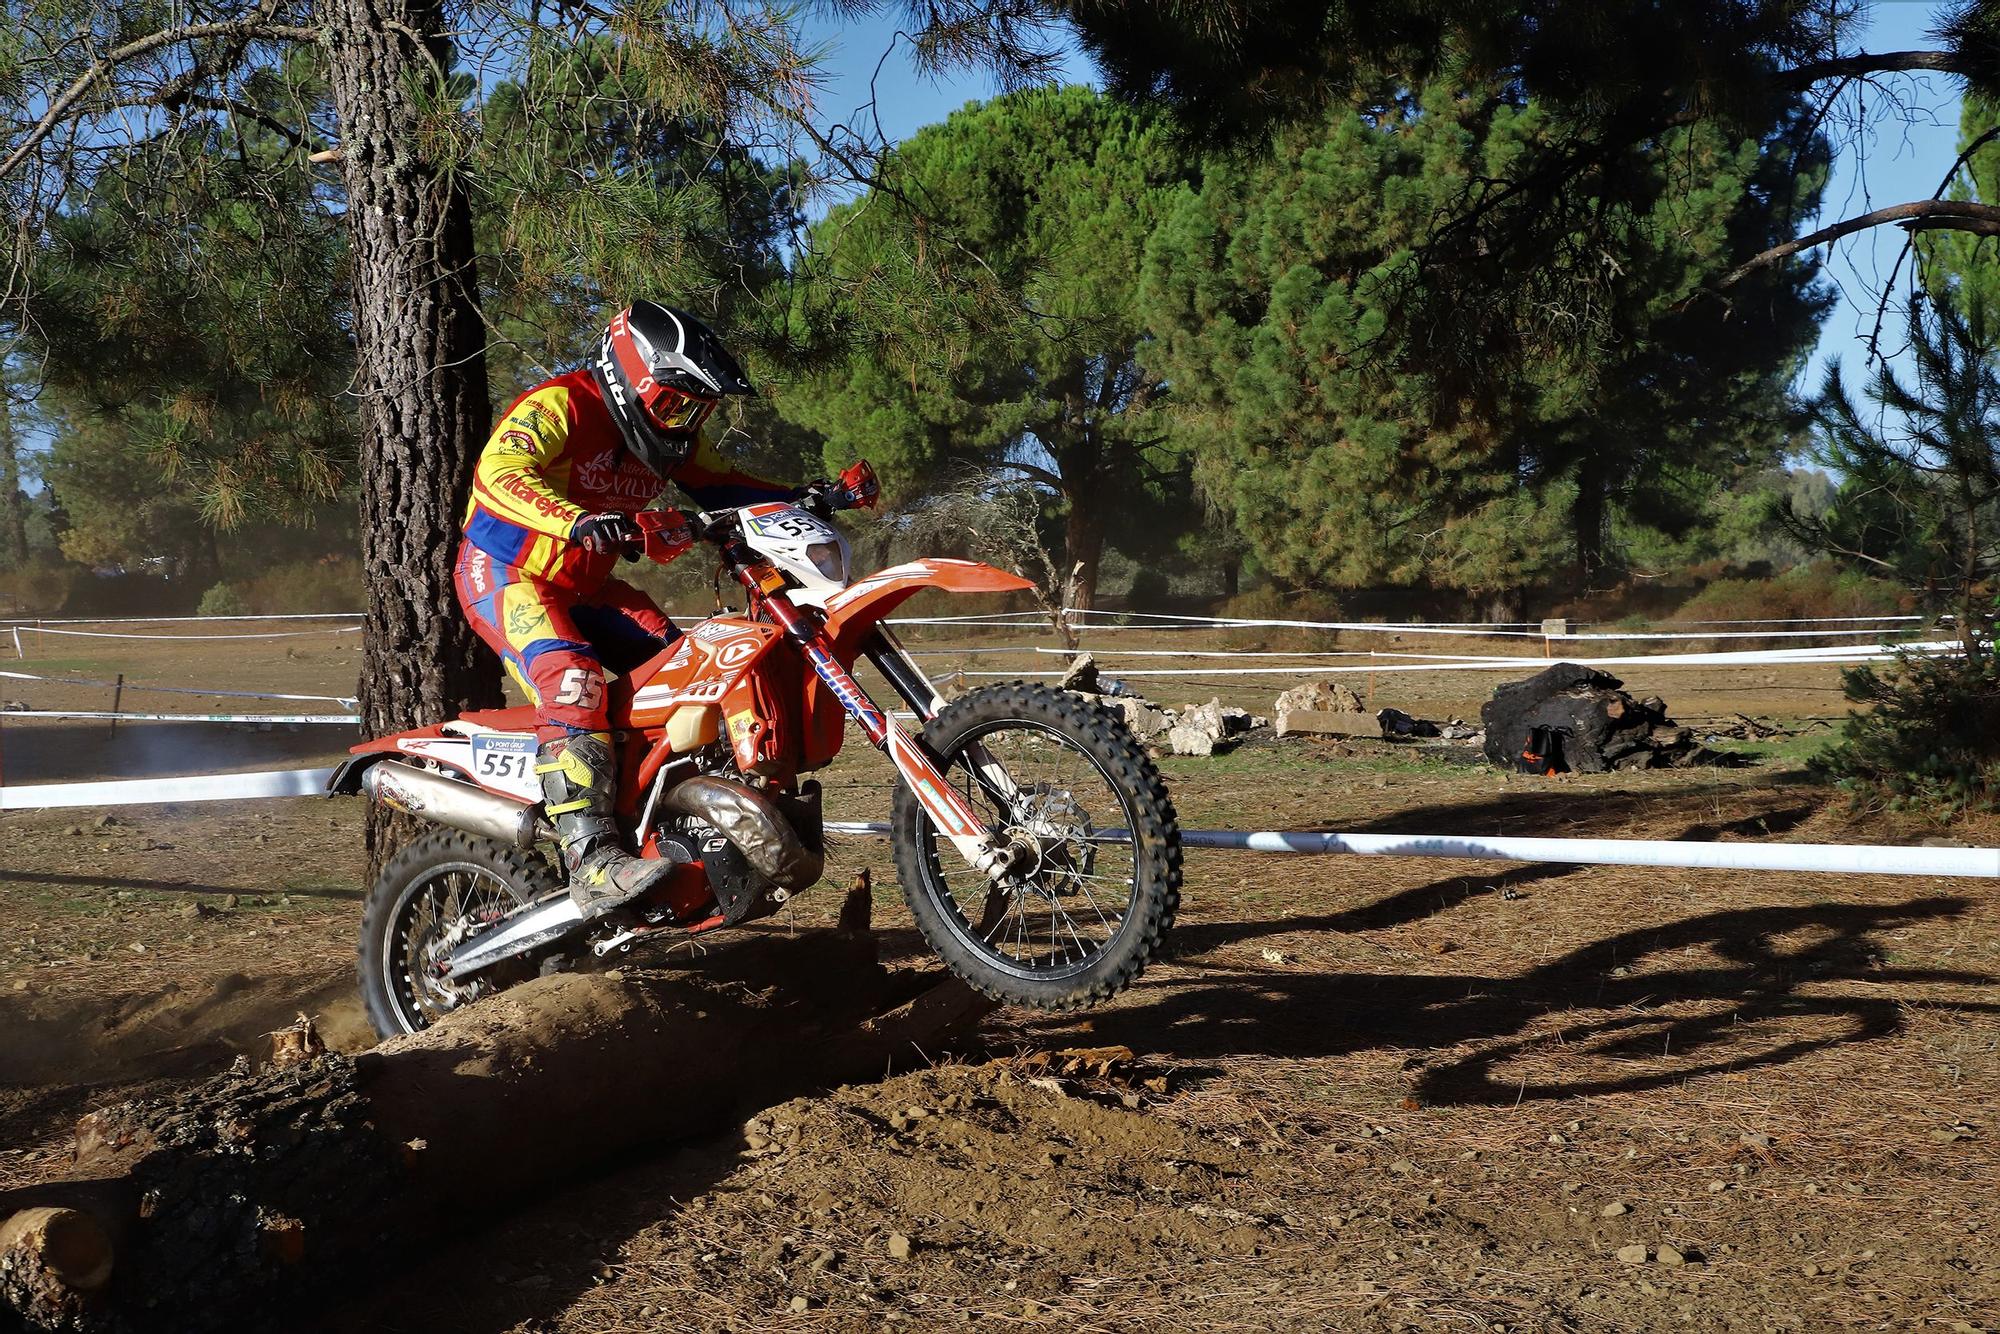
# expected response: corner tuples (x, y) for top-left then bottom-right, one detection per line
(1716, 200), (2000, 290)
(1776, 49), (1971, 89)
(0, 9), (320, 182)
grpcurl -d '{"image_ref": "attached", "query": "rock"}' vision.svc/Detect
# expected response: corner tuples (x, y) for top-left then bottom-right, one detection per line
(1059, 654), (1099, 692)
(1739, 1131), (1773, 1151)
(1656, 1244), (1686, 1267)
(1616, 1244), (1649, 1264)
(885, 1232), (912, 1260)
(64, 825), (84, 837)
(223, 894), (241, 909)
(183, 901), (219, 920)
(1164, 698), (1235, 756)
(1378, 707), (1440, 740)
(1276, 709), (1379, 738)
(1110, 696), (1172, 738)
(789, 1295), (812, 1313)
(1600, 1202), (1629, 1217)
(1218, 706), (1256, 735)
(1275, 681), (1364, 715)
(92, 813), (119, 829)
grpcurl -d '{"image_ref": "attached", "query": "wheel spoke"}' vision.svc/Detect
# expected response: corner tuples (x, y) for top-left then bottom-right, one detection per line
(918, 716), (1143, 974)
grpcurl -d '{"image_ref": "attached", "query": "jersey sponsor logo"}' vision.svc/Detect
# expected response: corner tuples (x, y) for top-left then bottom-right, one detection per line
(505, 601), (549, 641)
(497, 472), (577, 521)
(572, 449), (663, 506)
(498, 428), (539, 454)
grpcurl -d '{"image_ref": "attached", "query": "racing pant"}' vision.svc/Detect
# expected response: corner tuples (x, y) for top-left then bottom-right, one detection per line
(453, 541), (679, 740)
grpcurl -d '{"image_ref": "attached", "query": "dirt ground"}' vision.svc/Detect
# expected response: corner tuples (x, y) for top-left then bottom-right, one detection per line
(1, 620), (1995, 1332)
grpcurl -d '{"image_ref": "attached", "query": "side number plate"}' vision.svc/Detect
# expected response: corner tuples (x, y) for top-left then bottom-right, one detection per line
(469, 733), (539, 802)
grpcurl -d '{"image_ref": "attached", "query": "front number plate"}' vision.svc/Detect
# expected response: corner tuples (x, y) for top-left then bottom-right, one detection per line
(469, 733), (540, 802)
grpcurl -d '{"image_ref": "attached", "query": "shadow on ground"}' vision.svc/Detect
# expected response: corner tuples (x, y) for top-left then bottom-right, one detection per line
(1056, 894), (1995, 1105)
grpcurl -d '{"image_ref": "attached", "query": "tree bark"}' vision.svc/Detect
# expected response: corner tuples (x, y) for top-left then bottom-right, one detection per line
(321, 0), (503, 875)
(0, 395), (28, 568)
(1572, 457), (1607, 594)
(0, 935), (995, 1333)
(1062, 491), (1107, 611)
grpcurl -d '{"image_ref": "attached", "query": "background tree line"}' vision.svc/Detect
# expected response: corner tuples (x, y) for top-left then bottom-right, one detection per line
(2, 67), (1854, 620)
(5, 0), (1999, 714)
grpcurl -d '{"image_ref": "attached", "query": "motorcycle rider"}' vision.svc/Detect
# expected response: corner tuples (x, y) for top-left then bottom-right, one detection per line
(454, 301), (876, 917)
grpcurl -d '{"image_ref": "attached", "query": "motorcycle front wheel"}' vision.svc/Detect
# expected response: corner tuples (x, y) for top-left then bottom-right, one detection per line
(892, 682), (1181, 1011)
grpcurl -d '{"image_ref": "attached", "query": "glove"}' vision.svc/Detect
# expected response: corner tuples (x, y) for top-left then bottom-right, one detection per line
(571, 511), (642, 556)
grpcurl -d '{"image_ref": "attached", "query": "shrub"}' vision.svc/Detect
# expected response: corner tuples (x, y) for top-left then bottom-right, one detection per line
(197, 581), (251, 617)
(234, 557), (363, 614)
(1670, 564), (1907, 624)
(0, 558), (81, 615)
(1815, 648), (2000, 821)
(1212, 586), (1345, 650)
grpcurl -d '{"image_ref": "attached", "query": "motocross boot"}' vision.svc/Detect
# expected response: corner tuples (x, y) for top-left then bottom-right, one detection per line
(536, 732), (675, 917)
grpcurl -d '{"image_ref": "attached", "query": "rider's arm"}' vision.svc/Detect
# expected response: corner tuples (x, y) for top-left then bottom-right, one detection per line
(469, 387), (588, 539)
(671, 433), (800, 510)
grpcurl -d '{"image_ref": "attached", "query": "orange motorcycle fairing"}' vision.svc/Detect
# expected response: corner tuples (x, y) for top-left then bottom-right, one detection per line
(621, 617), (796, 798)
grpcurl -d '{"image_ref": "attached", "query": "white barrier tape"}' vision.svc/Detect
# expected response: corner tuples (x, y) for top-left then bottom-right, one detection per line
(14, 624), (363, 642)
(1066, 609), (1547, 629)
(822, 821), (1997, 879)
(0, 613), (362, 626)
(1553, 627), (1928, 642)
(0, 766), (338, 810)
(1, 710), (358, 724)
(0, 668), (357, 706)
(1596, 614), (1928, 627)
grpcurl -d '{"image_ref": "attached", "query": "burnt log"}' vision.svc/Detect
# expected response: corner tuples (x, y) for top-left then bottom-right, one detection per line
(1479, 663), (1727, 773)
(0, 934), (993, 1333)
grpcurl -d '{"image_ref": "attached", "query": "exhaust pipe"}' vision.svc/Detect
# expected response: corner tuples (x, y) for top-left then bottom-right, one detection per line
(662, 775), (824, 889)
(362, 760), (540, 849)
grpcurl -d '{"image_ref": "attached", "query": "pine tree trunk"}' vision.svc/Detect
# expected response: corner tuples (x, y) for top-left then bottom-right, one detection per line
(1062, 498), (1107, 611)
(0, 397), (28, 568)
(1572, 459), (1607, 594)
(321, 0), (503, 875)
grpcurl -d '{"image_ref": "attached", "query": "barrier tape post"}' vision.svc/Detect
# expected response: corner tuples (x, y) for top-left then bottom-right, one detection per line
(109, 672), (124, 737)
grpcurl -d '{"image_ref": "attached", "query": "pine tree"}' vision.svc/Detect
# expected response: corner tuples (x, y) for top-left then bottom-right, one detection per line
(1138, 77), (1827, 597)
(778, 85), (1196, 608)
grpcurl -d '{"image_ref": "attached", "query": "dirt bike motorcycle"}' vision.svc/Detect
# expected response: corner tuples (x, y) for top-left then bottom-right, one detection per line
(333, 471), (1181, 1038)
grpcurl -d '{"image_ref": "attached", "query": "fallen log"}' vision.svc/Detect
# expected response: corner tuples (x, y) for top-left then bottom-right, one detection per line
(0, 933), (994, 1333)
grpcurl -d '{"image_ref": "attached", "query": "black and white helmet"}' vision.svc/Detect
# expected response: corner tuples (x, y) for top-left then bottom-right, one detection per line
(594, 301), (754, 476)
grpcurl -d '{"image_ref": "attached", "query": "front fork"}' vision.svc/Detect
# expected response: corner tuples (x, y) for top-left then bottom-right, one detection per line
(751, 591), (1016, 882)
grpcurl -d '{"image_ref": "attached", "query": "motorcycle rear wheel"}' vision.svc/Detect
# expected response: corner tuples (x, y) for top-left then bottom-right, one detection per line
(892, 682), (1181, 1011)
(358, 829), (560, 1038)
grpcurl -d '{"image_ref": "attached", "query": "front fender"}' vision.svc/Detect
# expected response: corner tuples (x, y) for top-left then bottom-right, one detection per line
(821, 558), (1035, 641)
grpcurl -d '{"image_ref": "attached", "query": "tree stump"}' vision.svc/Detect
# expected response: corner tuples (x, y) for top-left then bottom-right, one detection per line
(1479, 663), (1723, 773)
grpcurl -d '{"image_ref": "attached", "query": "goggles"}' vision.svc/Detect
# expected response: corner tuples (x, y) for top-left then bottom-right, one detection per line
(638, 379), (717, 434)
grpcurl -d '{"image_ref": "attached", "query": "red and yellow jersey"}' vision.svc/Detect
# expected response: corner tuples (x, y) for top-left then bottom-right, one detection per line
(463, 368), (792, 591)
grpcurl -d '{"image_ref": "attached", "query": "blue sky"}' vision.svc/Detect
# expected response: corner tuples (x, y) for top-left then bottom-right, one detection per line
(803, 4), (1971, 396)
(1803, 1), (1967, 387)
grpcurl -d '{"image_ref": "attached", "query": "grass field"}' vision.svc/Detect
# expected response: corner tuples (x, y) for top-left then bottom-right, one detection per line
(1, 616), (1994, 1331)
